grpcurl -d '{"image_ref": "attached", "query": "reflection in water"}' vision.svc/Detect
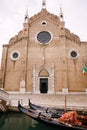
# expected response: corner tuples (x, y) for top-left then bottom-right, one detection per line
(0, 112), (61, 130)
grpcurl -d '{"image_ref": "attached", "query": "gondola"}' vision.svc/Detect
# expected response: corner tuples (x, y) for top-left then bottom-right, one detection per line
(29, 99), (65, 118)
(29, 99), (87, 116)
(18, 102), (87, 130)
(29, 99), (65, 114)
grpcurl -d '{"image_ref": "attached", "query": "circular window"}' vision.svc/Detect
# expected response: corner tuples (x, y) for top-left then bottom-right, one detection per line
(71, 51), (77, 57)
(12, 52), (18, 59)
(37, 31), (51, 44)
(10, 51), (20, 61)
(42, 22), (46, 25)
(70, 50), (79, 59)
(41, 21), (47, 26)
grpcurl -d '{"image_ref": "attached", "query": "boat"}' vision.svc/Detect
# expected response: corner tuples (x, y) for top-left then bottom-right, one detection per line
(29, 99), (65, 114)
(18, 102), (87, 130)
(29, 99), (65, 118)
(29, 99), (87, 116)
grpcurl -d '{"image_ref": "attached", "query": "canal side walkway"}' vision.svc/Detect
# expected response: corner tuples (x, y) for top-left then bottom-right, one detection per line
(9, 93), (87, 111)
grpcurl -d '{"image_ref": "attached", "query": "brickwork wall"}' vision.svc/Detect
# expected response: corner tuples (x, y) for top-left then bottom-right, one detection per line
(1, 9), (87, 93)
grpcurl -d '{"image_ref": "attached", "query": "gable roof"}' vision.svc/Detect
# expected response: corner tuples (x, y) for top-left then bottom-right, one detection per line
(28, 8), (60, 26)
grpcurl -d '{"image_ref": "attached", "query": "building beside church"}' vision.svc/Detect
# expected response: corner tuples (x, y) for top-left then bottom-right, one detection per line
(0, 1), (87, 94)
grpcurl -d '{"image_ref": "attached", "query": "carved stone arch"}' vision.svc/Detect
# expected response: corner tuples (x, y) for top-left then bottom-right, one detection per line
(33, 64), (54, 94)
(39, 68), (49, 77)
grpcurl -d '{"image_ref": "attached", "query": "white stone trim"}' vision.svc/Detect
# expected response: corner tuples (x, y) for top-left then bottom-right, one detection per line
(62, 88), (68, 94)
(20, 80), (25, 93)
(32, 64), (55, 94)
(85, 89), (87, 93)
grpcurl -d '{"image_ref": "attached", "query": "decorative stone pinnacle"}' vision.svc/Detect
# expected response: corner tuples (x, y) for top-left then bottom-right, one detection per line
(42, 0), (46, 9)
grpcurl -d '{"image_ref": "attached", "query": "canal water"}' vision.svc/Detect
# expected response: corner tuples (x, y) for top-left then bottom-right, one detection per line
(0, 111), (62, 130)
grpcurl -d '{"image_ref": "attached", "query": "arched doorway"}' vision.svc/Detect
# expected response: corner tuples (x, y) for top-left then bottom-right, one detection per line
(39, 69), (49, 94)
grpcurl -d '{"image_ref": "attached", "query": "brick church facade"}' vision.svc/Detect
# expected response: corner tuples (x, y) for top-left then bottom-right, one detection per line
(0, 1), (87, 94)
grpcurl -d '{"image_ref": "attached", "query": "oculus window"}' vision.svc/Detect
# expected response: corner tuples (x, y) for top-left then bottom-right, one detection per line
(70, 50), (79, 59)
(37, 31), (51, 44)
(10, 51), (20, 61)
(41, 21), (47, 26)
(71, 51), (77, 58)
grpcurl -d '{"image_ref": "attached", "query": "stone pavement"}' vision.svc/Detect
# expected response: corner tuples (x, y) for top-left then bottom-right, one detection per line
(9, 93), (87, 111)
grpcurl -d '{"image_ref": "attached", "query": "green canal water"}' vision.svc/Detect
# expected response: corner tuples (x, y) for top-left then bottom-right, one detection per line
(0, 111), (62, 130)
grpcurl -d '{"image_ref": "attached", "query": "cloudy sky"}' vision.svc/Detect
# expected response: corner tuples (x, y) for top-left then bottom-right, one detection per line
(0, 0), (87, 61)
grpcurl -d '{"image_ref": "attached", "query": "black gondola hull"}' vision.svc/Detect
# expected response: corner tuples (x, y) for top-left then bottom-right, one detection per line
(29, 99), (46, 110)
(18, 102), (87, 130)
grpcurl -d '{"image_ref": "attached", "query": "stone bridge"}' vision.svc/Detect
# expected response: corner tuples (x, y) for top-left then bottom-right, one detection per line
(0, 89), (9, 111)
